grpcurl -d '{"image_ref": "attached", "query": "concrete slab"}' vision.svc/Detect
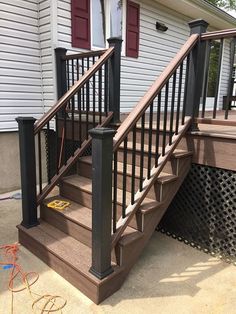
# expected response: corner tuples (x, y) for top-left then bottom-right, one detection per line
(0, 194), (236, 314)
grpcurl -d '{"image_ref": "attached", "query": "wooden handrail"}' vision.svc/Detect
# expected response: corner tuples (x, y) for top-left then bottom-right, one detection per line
(112, 117), (192, 248)
(64, 49), (107, 60)
(113, 34), (199, 151)
(201, 28), (236, 41)
(34, 47), (114, 134)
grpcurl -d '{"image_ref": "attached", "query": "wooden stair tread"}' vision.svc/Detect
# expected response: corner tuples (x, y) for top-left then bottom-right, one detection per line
(43, 195), (92, 229)
(62, 175), (160, 210)
(17, 221), (102, 283)
(78, 156), (178, 182)
(43, 195), (141, 241)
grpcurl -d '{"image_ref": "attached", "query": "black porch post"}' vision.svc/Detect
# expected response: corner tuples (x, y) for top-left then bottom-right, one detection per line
(89, 127), (116, 279)
(16, 117), (39, 228)
(107, 37), (122, 124)
(186, 19), (209, 129)
(55, 47), (67, 99)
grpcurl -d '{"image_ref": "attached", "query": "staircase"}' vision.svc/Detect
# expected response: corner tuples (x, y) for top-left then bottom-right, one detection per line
(17, 35), (197, 303)
(18, 136), (192, 304)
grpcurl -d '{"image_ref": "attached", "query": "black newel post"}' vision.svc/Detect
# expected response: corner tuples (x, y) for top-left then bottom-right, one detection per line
(16, 117), (39, 228)
(89, 127), (116, 279)
(107, 37), (122, 124)
(55, 47), (67, 99)
(186, 19), (209, 129)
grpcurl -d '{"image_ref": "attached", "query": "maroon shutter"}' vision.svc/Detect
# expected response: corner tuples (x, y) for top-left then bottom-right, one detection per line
(71, 0), (91, 49)
(126, 0), (140, 58)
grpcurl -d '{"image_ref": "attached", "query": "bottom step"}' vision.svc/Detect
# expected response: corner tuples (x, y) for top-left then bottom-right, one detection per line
(17, 221), (124, 304)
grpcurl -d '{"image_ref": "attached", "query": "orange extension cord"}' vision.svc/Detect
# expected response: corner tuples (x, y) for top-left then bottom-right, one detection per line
(0, 243), (67, 314)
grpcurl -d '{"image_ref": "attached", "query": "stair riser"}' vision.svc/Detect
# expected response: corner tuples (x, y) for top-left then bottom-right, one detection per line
(41, 205), (92, 247)
(77, 160), (173, 202)
(127, 129), (169, 147)
(116, 158), (192, 267)
(117, 149), (176, 174)
(116, 207), (167, 267)
(18, 228), (123, 304)
(127, 127), (188, 147)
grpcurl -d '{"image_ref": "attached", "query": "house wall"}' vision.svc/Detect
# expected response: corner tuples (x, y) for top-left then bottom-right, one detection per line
(57, 0), (191, 112)
(0, 0), (44, 131)
(0, 0), (51, 192)
(0, 0), (233, 192)
(38, 0), (57, 113)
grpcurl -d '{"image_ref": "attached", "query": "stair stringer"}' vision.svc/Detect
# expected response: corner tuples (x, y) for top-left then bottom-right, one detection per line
(114, 153), (191, 274)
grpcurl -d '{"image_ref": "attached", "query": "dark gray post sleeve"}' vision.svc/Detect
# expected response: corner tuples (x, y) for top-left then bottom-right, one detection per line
(186, 19), (209, 129)
(55, 47), (67, 99)
(107, 37), (123, 124)
(89, 127), (116, 279)
(16, 117), (39, 228)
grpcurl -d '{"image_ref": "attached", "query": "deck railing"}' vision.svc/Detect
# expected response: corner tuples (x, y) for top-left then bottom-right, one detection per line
(89, 24), (202, 279)
(196, 28), (236, 123)
(16, 38), (122, 230)
(110, 34), (198, 245)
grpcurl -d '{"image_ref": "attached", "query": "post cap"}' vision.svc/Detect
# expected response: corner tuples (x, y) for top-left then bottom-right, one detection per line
(188, 19), (209, 35)
(107, 37), (123, 45)
(89, 127), (116, 139)
(16, 117), (36, 124)
(55, 47), (68, 54)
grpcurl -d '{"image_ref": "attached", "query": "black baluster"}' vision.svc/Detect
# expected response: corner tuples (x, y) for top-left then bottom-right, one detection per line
(122, 137), (128, 218)
(213, 38), (223, 119)
(182, 54), (190, 125)
(131, 126), (136, 205)
(113, 151), (118, 233)
(38, 132), (42, 194)
(155, 93), (161, 167)
(104, 61), (108, 116)
(176, 64), (183, 134)
(162, 82), (169, 156)
(201, 40), (211, 118)
(139, 114), (145, 192)
(47, 122), (51, 183)
(82, 58), (85, 110)
(169, 71), (176, 145)
(147, 102), (153, 179)
(99, 67), (102, 124)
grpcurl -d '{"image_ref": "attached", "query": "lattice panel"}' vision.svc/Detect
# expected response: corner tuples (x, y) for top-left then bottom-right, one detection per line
(158, 164), (236, 265)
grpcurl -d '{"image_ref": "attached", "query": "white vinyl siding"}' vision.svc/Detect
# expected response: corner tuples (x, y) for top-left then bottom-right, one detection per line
(120, 0), (191, 111)
(218, 39), (231, 109)
(38, 0), (56, 113)
(57, 0), (191, 111)
(0, 0), (234, 131)
(0, 0), (43, 131)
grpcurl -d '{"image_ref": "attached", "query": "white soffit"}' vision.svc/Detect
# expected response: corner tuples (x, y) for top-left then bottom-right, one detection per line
(156, 0), (236, 30)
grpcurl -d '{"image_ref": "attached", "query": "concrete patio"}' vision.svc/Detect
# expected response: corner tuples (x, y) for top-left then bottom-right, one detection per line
(0, 191), (235, 314)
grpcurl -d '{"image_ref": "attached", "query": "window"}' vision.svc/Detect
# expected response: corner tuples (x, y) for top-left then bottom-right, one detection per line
(71, 0), (140, 57)
(207, 41), (221, 97)
(71, 0), (105, 49)
(92, 0), (106, 48)
(110, 0), (123, 37)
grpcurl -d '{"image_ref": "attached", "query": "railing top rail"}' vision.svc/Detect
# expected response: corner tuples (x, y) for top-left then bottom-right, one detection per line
(34, 47), (114, 134)
(63, 49), (107, 60)
(201, 28), (236, 41)
(113, 33), (199, 150)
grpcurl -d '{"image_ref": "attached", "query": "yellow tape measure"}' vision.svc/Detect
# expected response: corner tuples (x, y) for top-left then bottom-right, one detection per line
(47, 200), (70, 211)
